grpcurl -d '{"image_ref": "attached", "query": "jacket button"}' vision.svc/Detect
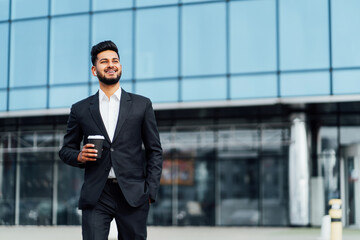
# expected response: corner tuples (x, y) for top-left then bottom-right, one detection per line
(110, 148), (114, 152)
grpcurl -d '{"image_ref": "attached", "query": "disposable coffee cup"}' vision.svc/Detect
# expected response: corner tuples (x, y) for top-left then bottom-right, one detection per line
(88, 135), (105, 158)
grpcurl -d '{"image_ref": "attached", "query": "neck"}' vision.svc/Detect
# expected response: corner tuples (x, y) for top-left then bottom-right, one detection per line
(99, 82), (120, 99)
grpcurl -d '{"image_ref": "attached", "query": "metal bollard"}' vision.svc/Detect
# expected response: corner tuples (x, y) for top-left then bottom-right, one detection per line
(328, 199), (342, 240)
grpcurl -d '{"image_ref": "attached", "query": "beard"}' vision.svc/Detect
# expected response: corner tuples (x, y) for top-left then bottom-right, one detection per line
(97, 72), (122, 85)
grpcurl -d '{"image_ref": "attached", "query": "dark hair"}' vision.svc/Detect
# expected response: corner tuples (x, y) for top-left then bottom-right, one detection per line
(91, 40), (119, 65)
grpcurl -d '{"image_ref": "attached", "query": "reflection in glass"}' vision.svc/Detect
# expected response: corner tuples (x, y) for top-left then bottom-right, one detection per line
(19, 152), (53, 225)
(340, 127), (360, 146)
(346, 157), (355, 225)
(0, 123), (292, 226)
(148, 149), (172, 225)
(175, 149), (215, 226)
(279, 0), (329, 70)
(57, 159), (83, 225)
(219, 156), (259, 225)
(10, 19), (48, 87)
(218, 128), (259, 225)
(318, 126), (339, 213)
(50, 15), (89, 85)
(136, 7), (178, 79)
(163, 129), (216, 226)
(261, 157), (288, 225)
(0, 152), (16, 225)
(182, 3), (226, 76)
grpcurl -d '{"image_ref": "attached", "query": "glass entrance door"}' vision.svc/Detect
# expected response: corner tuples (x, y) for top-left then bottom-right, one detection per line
(341, 144), (360, 227)
(218, 154), (259, 226)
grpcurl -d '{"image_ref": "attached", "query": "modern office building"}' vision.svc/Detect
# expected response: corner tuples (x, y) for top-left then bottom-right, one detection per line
(1, 0), (360, 228)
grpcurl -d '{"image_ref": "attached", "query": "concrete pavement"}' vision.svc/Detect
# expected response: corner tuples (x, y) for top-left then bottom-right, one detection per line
(0, 226), (360, 240)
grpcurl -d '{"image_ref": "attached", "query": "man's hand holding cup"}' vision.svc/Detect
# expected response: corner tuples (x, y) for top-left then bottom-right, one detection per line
(77, 135), (105, 163)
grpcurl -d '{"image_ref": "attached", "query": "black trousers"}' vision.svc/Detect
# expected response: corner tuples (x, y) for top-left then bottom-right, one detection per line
(82, 179), (150, 240)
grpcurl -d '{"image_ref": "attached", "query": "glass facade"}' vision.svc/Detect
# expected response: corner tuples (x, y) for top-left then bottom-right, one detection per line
(1, 0), (360, 111)
(10, 19), (48, 88)
(1, 0), (360, 228)
(0, 110), (291, 226)
(279, 0), (330, 71)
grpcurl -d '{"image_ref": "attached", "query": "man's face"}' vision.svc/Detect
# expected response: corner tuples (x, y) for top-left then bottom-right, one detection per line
(92, 50), (122, 85)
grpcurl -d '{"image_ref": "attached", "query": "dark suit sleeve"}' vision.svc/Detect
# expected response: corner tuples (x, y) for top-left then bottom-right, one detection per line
(59, 105), (85, 168)
(142, 99), (163, 203)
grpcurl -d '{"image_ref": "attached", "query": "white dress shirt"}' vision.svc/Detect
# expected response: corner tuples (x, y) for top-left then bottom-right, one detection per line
(99, 87), (121, 179)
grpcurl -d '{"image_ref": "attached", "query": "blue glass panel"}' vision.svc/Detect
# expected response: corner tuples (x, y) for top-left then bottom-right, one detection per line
(136, 0), (177, 7)
(9, 88), (47, 110)
(333, 70), (360, 95)
(0, 90), (6, 111)
(280, 72), (330, 97)
(182, 3), (226, 76)
(230, 0), (276, 73)
(50, 15), (89, 85)
(92, 0), (132, 11)
(136, 80), (178, 103)
(231, 74), (277, 99)
(136, 7), (178, 79)
(0, 0), (9, 20)
(12, 0), (48, 19)
(51, 0), (89, 15)
(331, 0), (360, 68)
(92, 11), (132, 81)
(181, 0), (218, 3)
(50, 85), (88, 108)
(0, 23), (8, 88)
(10, 19), (48, 87)
(182, 77), (226, 101)
(120, 81), (133, 93)
(279, 0), (329, 70)
(90, 83), (98, 95)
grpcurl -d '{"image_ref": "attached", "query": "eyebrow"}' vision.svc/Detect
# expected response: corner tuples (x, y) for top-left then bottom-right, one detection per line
(99, 58), (119, 61)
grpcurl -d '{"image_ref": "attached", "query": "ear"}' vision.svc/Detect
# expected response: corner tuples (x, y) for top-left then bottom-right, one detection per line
(91, 66), (97, 77)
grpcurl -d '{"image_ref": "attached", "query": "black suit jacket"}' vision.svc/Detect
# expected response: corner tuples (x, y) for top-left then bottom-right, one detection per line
(59, 89), (163, 209)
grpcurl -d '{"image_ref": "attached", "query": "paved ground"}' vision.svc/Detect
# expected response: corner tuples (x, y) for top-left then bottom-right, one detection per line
(0, 226), (359, 240)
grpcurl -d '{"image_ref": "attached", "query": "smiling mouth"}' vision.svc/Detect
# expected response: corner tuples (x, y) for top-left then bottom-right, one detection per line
(105, 70), (116, 74)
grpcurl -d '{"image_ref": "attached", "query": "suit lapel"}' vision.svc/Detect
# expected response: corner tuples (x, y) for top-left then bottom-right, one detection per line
(113, 89), (132, 141)
(89, 91), (111, 143)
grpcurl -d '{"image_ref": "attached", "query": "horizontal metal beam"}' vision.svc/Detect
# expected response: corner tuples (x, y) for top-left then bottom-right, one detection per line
(1, 94), (360, 118)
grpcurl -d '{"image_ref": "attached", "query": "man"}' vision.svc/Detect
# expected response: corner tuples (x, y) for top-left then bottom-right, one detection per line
(59, 40), (163, 240)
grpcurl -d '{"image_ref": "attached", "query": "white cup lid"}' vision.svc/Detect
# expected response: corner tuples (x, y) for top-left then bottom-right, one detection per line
(88, 135), (105, 140)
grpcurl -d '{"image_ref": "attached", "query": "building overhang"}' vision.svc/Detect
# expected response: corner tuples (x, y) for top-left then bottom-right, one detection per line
(1, 94), (360, 118)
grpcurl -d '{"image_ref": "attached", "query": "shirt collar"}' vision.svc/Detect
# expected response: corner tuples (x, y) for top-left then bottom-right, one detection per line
(99, 87), (122, 101)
